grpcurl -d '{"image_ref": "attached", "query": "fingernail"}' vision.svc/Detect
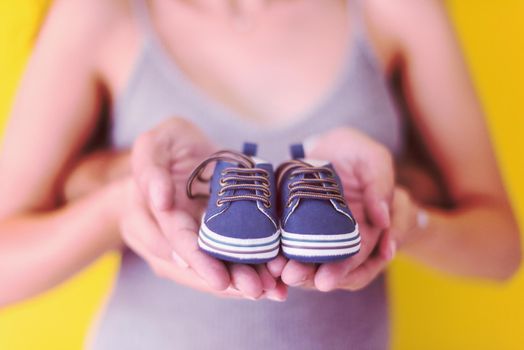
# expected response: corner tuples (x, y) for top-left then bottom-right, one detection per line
(171, 251), (189, 268)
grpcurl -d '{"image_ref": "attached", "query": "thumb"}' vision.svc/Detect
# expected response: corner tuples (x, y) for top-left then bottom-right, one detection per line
(146, 167), (175, 211)
(355, 160), (393, 230)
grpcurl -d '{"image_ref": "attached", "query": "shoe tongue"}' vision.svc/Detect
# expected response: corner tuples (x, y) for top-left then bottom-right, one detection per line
(290, 144), (305, 159)
(221, 154), (268, 206)
(242, 142), (257, 157)
(241, 142), (269, 166)
(289, 161), (333, 206)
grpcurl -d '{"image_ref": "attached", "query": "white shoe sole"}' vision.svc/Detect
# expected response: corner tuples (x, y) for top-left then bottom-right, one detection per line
(281, 225), (361, 262)
(198, 221), (280, 263)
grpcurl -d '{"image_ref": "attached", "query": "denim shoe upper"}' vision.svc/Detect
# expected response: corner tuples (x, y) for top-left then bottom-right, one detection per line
(277, 146), (356, 235)
(188, 143), (278, 239)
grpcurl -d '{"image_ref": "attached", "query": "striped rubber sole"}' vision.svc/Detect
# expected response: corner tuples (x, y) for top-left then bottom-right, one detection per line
(198, 221), (280, 264)
(281, 225), (361, 263)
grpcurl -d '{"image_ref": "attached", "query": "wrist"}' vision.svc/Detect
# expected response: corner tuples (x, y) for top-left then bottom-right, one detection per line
(97, 177), (131, 250)
(390, 187), (427, 249)
(104, 176), (132, 221)
(400, 202), (433, 249)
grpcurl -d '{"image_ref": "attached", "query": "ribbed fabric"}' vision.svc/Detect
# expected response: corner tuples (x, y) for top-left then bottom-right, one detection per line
(91, 0), (404, 349)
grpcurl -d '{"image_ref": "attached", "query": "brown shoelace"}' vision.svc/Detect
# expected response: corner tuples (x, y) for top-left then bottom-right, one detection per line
(276, 159), (346, 208)
(186, 150), (271, 208)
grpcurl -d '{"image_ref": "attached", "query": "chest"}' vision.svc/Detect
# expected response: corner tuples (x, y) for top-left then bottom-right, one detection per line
(107, 0), (404, 158)
(118, 0), (352, 126)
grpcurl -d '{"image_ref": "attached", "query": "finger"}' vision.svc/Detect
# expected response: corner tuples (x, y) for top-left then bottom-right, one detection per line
(147, 167), (175, 211)
(341, 231), (396, 291)
(363, 186), (390, 230)
(120, 206), (174, 263)
(354, 157), (394, 229)
(143, 254), (224, 295)
(132, 132), (175, 211)
(229, 264), (264, 299)
(256, 264), (277, 291)
(123, 226), (242, 300)
(264, 280), (289, 302)
(281, 260), (317, 287)
(122, 213), (194, 280)
(213, 286), (245, 300)
(314, 253), (354, 292)
(266, 254), (287, 278)
(121, 185), (177, 262)
(314, 226), (382, 292)
(155, 210), (230, 290)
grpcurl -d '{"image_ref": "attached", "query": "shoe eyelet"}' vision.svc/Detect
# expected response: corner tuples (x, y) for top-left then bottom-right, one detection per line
(219, 178), (227, 186)
(218, 189), (225, 196)
(263, 201), (271, 208)
(216, 199), (224, 207)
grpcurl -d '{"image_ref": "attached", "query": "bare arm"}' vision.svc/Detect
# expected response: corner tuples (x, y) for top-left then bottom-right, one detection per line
(0, 0), (124, 306)
(373, 0), (520, 280)
(0, 0), (285, 303)
(0, 182), (125, 306)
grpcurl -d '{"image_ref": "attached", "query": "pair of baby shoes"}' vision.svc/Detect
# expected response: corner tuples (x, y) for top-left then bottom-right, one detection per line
(186, 143), (360, 264)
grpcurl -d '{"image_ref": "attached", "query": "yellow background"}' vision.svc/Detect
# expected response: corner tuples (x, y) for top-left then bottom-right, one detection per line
(0, 1), (523, 349)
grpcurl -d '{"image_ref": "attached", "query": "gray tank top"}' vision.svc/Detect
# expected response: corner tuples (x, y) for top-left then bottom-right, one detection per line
(92, 0), (403, 349)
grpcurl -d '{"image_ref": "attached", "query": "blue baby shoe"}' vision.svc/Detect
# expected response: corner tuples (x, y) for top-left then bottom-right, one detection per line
(276, 144), (360, 263)
(187, 143), (280, 264)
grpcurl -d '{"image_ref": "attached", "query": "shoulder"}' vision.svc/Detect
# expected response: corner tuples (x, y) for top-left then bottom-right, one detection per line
(361, 0), (453, 73)
(40, 0), (129, 49)
(40, 0), (140, 94)
(39, 0), (136, 66)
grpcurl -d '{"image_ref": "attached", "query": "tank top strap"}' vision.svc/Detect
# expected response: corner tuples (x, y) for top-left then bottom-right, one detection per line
(130, 0), (157, 44)
(347, 0), (368, 41)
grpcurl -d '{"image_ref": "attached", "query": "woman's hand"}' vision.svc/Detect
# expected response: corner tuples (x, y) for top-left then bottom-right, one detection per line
(339, 186), (420, 290)
(120, 177), (287, 300)
(122, 117), (287, 300)
(274, 127), (396, 291)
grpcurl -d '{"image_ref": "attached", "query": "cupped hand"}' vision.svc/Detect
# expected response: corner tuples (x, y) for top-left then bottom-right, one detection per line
(338, 186), (421, 290)
(121, 117), (287, 301)
(276, 127), (396, 291)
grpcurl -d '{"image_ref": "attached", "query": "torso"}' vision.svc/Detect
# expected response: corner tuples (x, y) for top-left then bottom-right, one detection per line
(97, 0), (395, 127)
(91, 1), (402, 349)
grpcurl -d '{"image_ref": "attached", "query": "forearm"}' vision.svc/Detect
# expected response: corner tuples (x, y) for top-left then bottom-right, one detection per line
(0, 179), (126, 307)
(401, 200), (521, 281)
